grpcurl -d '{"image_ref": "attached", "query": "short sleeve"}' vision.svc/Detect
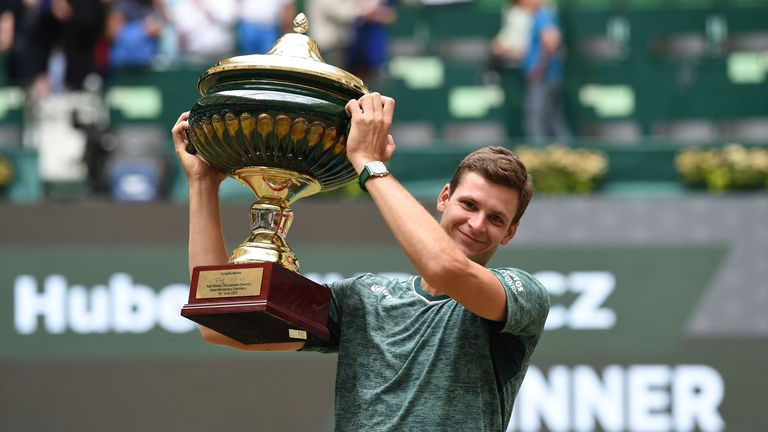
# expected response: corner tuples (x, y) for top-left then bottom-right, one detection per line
(299, 276), (356, 353)
(539, 9), (558, 30)
(491, 268), (550, 336)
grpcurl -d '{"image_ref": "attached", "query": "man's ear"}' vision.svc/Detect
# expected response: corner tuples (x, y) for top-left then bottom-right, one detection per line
(436, 183), (450, 213)
(501, 223), (519, 245)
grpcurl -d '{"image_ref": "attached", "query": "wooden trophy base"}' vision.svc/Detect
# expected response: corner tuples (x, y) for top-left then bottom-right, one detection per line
(181, 262), (331, 344)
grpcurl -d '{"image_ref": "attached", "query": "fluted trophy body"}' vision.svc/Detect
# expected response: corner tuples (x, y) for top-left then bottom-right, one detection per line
(181, 14), (368, 345)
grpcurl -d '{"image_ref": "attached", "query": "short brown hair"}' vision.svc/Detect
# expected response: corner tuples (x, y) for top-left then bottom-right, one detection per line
(448, 146), (534, 225)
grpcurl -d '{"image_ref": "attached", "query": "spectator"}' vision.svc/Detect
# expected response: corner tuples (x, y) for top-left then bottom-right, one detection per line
(1, 0), (105, 98)
(171, 0), (236, 63)
(237, 0), (295, 55)
(490, 0), (530, 66)
(155, 0), (181, 65)
(0, 0), (50, 95)
(520, 0), (570, 144)
(347, 0), (396, 86)
(306, 0), (360, 68)
(106, 0), (164, 69)
(56, 0), (106, 90)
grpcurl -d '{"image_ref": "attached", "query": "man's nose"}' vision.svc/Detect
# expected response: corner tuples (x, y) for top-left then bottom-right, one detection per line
(467, 213), (486, 232)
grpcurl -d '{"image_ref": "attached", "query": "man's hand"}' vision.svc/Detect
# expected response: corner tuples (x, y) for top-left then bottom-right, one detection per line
(344, 93), (396, 173)
(172, 111), (226, 184)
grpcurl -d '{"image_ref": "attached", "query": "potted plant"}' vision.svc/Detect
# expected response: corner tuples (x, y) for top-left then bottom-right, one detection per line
(675, 144), (768, 193)
(514, 144), (608, 194)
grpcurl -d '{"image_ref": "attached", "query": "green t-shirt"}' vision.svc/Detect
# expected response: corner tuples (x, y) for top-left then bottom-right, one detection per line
(303, 268), (550, 431)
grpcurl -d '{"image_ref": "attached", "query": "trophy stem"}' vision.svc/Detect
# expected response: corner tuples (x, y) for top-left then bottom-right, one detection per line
(227, 167), (322, 273)
(229, 201), (300, 272)
(251, 200), (294, 237)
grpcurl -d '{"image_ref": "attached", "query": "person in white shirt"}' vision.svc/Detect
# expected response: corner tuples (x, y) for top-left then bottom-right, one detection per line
(172, 0), (237, 62)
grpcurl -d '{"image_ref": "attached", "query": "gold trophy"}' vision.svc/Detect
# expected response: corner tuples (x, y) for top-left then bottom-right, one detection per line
(181, 14), (368, 344)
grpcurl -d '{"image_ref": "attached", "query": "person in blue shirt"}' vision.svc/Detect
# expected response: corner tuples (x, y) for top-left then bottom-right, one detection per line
(520, 0), (571, 144)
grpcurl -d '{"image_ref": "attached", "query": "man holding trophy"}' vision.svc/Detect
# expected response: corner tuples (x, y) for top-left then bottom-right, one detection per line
(173, 14), (549, 432)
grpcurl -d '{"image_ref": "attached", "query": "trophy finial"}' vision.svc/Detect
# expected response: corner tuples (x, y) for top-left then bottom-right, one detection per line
(293, 13), (308, 34)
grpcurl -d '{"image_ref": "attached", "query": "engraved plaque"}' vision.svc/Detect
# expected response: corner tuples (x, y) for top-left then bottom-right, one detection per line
(195, 267), (263, 299)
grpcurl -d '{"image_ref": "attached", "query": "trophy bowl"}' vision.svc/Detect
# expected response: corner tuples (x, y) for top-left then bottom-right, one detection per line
(186, 13), (368, 272)
(181, 14), (368, 344)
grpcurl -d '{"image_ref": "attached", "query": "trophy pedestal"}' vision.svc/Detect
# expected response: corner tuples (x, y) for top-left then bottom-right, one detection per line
(181, 262), (331, 344)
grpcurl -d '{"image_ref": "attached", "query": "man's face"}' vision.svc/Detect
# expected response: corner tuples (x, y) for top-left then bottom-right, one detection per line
(437, 171), (520, 266)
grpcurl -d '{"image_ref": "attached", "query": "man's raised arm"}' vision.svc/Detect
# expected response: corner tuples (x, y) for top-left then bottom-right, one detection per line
(172, 112), (305, 351)
(343, 94), (511, 322)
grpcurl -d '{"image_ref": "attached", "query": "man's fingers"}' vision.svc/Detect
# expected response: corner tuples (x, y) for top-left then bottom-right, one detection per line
(176, 111), (190, 124)
(360, 92), (376, 115)
(173, 121), (189, 145)
(345, 99), (361, 118)
(386, 135), (396, 158)
(173, 112), (190, 134)
(352, 93), (392, 119)
(382, 96), (395, 120)
(367, 92), (382, 107)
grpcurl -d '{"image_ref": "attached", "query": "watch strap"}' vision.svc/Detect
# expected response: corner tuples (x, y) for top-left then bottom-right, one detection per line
(358, 161), (388, 192)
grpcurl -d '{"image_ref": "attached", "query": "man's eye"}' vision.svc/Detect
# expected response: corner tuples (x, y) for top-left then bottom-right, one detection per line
(490, 216), (504, 225)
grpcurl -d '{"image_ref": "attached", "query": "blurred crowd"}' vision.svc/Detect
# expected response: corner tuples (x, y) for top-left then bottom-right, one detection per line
(0, 0), (399, 201)
(0, 0), (575, 201)
(0, 0), (399, 101)
(0, 0), (571, 201)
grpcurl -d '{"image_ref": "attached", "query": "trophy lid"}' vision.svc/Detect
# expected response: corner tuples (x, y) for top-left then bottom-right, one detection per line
(198, 13), (368, 96)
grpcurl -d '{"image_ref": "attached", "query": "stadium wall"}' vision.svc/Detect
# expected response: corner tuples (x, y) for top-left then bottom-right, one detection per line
(0, 195), (766, 431)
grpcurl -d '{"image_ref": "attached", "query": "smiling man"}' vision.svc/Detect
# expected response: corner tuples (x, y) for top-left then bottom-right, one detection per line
(172, 92), (550, 431)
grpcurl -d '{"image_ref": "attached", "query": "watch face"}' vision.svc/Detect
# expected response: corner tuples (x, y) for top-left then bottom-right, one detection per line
(368, 161), (388, 175)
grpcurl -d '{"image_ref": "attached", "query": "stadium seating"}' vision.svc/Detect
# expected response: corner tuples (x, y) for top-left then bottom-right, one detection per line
(2, 0), (767, 202)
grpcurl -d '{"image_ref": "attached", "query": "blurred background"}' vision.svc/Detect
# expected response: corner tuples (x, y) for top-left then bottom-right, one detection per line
(0, 0), (766, 431)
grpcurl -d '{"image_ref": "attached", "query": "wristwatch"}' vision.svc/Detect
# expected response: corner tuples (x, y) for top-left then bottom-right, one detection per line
(358, 161), (389, 192)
